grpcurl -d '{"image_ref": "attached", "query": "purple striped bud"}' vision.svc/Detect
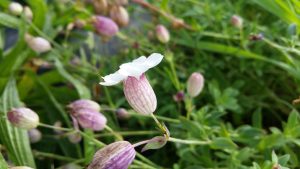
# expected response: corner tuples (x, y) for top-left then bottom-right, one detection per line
(7, 108), (39, 130)
(110, 6), (130, 27)
(187, 72), (204, 97)
(156, 25), (170, 43)
(28, 128), (42, 143)
(68, 99), (101, 112)
(72, 109), (107, 131)
(231, 15), (243, 28)
(93, 16), (119, 38)
(88, 141), (136, 169)
(123, 74), (157, 115)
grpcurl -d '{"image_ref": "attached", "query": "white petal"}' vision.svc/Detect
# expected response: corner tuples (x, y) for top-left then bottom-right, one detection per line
(100, 72), (126, 86)
(119, 62), (148, 77)
(146, 53), (164, 68)
(132, 56), (147, 64)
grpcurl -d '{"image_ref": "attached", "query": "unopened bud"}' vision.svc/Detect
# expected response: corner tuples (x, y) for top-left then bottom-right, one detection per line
(10, 167), (34, 169)
(110, 6), (129, 27)
(123, 74), (157, 114)
(88, 141), (136, 169)
(156, 25), (170, 43)
(9, 2), (23, 16)
(249, 33), (264, 41)
(116, 108), (130, 119)
(24, 6), (33, 20)
(68, 99), (101, 112)
(231, 15), (243, 28)
(28, 128), (42, 143)
(25, 34), (52, 53)
(53, 121), (64, 135)
(93, 16), (119, 38)
(173, 91), (185, 102)
(187, 72), (204, 97)
(7, 108), (39, 130)
(68, 132), (82, 143)
(74, 19), (86, 29)
(72, 109), (107, 131)
(93, 0), (108, 14)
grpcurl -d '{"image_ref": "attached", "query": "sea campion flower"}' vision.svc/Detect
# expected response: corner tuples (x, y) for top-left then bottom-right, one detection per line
(231, 15), (243, 28)
(88, 141), (136, 169)
(93, 16), (119, 38)
(156, 25), (170, 43)
(187, 72), (204, 97)
(28, 128), (42, 143)
(99, 53), (163, 114)
(7, 108), (39, 130)
(9, 2), (23, 16)
(25, 34), (52, 53)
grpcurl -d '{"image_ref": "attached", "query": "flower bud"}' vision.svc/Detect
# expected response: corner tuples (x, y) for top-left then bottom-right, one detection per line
(187, 72), (204, 97)
(88, 141), (136, 169)
(110, 6), (129, 27)
(10, 166), (34, 169)
(72, 109), (107, 131)
(24, 6), (33, 20)
(173, 91), (185, 102)
(93, 16), (119, 38)
(68, 99), (101, 112)
(25, 34), (52, 53)
(249, 33), (264, 41)
(68, 132), (82, 143)
(123, 74), (157, 115)
(231, 15), (243, 28)
(74, 19), (86, 29)
(28, 128), (42, 143)
(93, 0), (108, 14)
(156, 25), (170, 43)
(7, 108), (39, 130)
(9, 2), (23, 16)
(116, 108), (130, 119)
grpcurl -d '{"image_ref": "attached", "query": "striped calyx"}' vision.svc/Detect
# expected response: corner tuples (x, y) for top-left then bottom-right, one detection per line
(88, 141), (136, 169)
(123, 74), (157, 114)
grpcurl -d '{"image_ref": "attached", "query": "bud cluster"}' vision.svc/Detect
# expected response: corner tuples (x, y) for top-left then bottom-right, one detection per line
(90, 0), (130, 40)
(67, 99), (107, 131)
(8, 2), (33, 20)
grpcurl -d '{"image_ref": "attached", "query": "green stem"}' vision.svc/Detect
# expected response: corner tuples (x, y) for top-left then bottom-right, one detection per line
(185, 96), (194, 120)
(38, 123), (72, 132)
(104, 125), (123, 140)
(168, 137), (211, 145)
(128, 112), (180, 123)
(95, 130), (159, 137)
(33, 150), (84, 163)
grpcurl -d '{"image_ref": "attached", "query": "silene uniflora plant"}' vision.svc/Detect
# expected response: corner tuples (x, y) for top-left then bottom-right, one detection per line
(1, 0), (299, 169)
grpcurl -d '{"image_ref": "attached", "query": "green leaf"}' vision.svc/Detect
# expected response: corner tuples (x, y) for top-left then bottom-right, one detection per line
(0, 152), (8, 169)
(0, 77), (35, 167)
(54, 58), (91, 99)
(26, 0), (48, 30)
(211, 137), (238, 150)
(0, 12), (20, 28)
(252, 109), (262, 129)
(272, 150), (278, 163)
(278, 154), (290, 166)
(142, 136), (167, 152)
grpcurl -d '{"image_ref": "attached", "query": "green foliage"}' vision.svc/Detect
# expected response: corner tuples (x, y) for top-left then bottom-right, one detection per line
(0, 0), (300, 168)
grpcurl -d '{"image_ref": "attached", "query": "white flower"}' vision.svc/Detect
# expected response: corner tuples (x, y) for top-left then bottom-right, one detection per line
(100, 53), (164, 86)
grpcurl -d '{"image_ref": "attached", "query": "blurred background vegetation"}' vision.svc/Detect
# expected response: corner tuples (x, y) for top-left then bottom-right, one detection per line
(0, 0), (300, 168)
